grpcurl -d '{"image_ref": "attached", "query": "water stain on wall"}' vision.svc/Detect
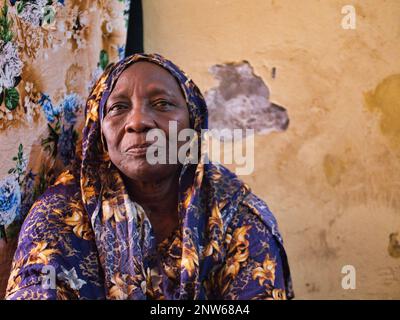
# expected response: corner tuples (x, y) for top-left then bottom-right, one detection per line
(323, 154), (346, 187)
(318, 230), (338, 259)
(388, 232), (400, 258)
(364, 74), (400, 151)
(204, 61), (289, 139)
(305, 282), (320, 293)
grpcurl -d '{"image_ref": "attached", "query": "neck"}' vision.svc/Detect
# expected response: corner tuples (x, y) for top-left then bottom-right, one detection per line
(123, 172), (180, 218)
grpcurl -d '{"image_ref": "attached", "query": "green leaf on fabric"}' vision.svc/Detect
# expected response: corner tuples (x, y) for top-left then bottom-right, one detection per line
(43, 5), (55, 25)
(5, 87), (19, 110)
(100, 50), (109, 70)
(16, 1), (28, 15)
(0, 3), (13, 43)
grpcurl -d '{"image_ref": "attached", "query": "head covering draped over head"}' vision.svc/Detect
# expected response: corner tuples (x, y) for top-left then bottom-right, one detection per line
(6, 53), (294, 300)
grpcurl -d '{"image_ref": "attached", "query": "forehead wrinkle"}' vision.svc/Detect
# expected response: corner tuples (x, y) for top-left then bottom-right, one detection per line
(107, 73), (137, 105)
(107, 61), (187, 108)
(146, 85), (178, 99)
(143, 73), (187, 104)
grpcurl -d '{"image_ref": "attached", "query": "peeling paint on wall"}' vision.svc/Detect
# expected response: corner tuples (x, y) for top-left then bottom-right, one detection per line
(143, 0), (400, 299)
(204, 61), (289, 139)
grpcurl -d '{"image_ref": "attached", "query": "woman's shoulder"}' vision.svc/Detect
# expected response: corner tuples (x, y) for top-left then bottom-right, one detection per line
(220, 191), (295, 299)
(6, 170), (100, 300)
(207, 163), (287, 249)
(223, 191), (285, 258)
(237, 192), (284, 245)
(18, 171), (79, 236)
(20, 169), (92, 244)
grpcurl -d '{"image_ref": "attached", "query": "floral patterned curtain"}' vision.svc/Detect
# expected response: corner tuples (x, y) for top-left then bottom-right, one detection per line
(0, 0), (130, 297)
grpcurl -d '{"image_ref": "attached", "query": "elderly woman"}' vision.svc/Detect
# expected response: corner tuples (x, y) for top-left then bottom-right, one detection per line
(5, 53), (293, 300)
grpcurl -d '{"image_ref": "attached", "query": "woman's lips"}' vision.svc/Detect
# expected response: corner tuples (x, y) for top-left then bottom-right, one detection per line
(124, 143), (152, 156)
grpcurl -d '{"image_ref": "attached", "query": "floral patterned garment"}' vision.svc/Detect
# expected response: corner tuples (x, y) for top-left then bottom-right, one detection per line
(0, 0), (130, 239)
(5, 53), (294, 300)
(0, 0), (130, 297)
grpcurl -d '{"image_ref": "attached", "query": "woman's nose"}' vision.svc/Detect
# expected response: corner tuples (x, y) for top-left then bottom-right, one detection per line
(124, 104), (155, 133)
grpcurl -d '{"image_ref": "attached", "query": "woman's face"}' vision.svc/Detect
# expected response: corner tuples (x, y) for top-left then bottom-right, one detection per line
(102, 61), (190, 183)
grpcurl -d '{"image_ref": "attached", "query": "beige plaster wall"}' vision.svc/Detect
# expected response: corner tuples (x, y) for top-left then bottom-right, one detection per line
(142, 0), (400, 299)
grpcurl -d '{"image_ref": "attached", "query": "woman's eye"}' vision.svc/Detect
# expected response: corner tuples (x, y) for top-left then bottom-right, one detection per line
(153, 100), (175, 111)
(108, 104), (127, 113)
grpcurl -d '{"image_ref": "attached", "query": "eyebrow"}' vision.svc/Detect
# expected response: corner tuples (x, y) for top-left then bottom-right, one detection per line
(109, 86), (176, 99)
(106, 85), (180, 109)
(106, 93), (130, 110)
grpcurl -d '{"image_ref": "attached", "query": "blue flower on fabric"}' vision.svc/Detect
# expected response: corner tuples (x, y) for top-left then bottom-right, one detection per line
(38, 93), (60, 123)
(61, 93), (80, 125)
(57, 125), (76, 165)
(0, 175), (21, 226)
(117, 45), (125, 61)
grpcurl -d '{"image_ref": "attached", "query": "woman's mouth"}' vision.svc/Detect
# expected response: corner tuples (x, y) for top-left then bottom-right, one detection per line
(124, 143), (152, 156)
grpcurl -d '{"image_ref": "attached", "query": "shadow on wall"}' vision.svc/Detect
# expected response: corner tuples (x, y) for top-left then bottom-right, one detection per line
(204, 61), (289, 139)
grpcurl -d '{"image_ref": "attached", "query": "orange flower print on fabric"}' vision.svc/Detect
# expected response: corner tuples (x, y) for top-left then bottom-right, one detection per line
(27, 241), (60, 265)
(252, 254), (277, 286)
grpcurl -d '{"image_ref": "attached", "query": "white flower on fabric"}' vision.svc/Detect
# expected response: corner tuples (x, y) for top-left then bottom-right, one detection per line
(57, 20), (66, 33)
(79, 11), (89, 26)
(0, 175), (21, 227)
(0, 40), (23, 91)
(74, 35), (86, 50)
(57, 266), (86, 290)
(18, 0), (48, 27)
(140, 280), (146, 294)
(24, 95), (35, 124)
(23, 82), (38, 124)
(63, 7), (89, 51)
(25, 81), (33, 93)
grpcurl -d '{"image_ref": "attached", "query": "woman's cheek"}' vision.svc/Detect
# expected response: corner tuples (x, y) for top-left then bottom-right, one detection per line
(103, 118), (120, 137)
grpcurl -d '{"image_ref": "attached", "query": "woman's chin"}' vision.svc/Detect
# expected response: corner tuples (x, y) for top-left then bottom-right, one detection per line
(121, 163), (178, 183)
